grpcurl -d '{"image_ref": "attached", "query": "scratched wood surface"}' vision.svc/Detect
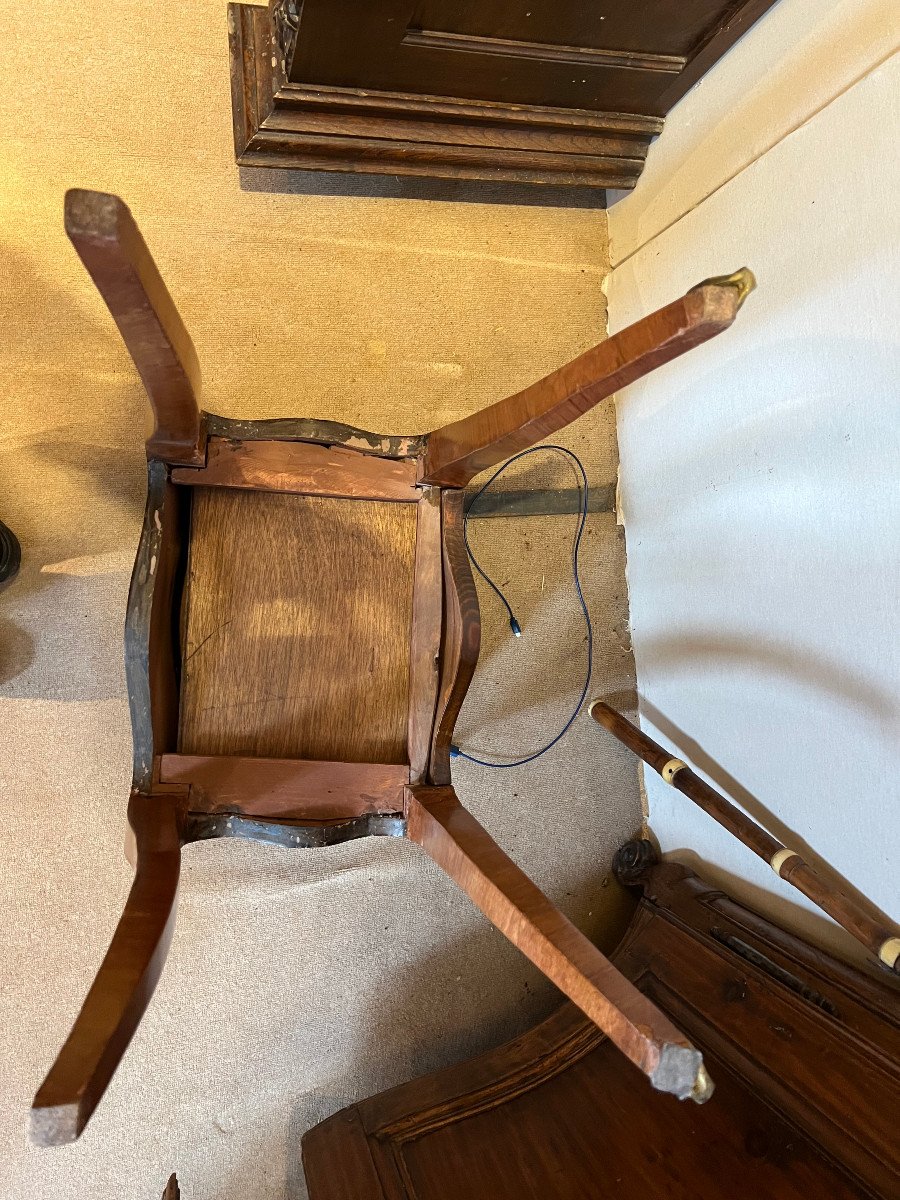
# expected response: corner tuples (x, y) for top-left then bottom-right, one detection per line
(179, 488), (417, 762)
(171, 438), (419, 501)
(159, 755), (408, 819)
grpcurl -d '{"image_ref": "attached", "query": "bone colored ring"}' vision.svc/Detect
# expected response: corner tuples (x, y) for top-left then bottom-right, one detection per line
(770, 847), (800, 876)
(661, 757), (687, 783)
(878, 936), (900, 969)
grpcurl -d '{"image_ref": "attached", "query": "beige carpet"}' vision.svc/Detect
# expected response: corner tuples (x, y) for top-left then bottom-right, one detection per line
(0, 3), (642, 1197)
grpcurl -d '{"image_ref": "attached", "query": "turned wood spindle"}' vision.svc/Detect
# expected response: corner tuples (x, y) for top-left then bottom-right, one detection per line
(588, 700), (900, 974)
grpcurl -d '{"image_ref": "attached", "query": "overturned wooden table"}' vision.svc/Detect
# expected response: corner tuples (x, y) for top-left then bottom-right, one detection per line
(31, 188), (754, 1145)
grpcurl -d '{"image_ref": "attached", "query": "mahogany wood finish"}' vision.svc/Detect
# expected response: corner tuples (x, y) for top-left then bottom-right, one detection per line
(128, 463), (188, 791)
(228, 0), (780, 189)
(63, 191), (204, 465)
(33, 188), (752, 1145)
(405, 786), (709, 1100)
(303, 855), (900, 1200)
(31, 793), (185, 1146)
(422, 269), (755, 487)
(178, 487), (418, 762)
(407, 488), (443, 785)
(590, 701), (900, 974)
(428, 490), (480, 787)
(171, 436), (419, 501)
(159, 755), (408, 820)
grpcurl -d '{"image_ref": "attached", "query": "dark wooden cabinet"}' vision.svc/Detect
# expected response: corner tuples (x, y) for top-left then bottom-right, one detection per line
(302, 850), (900, 1199)
(230, 0), (782, 189)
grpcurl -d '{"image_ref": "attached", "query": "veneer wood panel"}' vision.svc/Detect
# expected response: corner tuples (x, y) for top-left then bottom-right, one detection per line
(179, 488), (417, 762)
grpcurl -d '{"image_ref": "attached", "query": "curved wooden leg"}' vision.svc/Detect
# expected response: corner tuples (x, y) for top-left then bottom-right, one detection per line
(421, 270), (755, 487)
(64, 189), (205, 465)
(31, 793), (184, 1145)
(405, 785), (712, 1102)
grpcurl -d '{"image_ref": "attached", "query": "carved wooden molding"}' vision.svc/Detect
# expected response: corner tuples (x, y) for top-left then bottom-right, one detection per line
(228, 3), (662, 189)
(228, 1), (780, 191)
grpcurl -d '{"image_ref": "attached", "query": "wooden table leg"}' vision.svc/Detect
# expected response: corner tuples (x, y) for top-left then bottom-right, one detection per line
(405, 785), (712, 1102)
(31, 793), (184, 1145)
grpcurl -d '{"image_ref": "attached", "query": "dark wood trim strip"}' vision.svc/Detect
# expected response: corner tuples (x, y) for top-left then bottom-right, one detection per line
(203, 413), (423, 459)
(403, 29), (686, 74)
(170, 437), (419, 502)
(230, 2), (660, 189)
(243, 129), (645, 186)
(241, 141), (643, 188)
(125, 463), (186, 791)
(158, 755), (409, 820)
(227, 0), (261, 155)
(183, 811), (406, 849)
(275, 81), (664, 136)
(656, 0), (782, 112)
(269, 107), (653, 159)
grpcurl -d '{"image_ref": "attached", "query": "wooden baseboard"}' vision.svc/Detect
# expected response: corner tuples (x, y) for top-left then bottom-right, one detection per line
(228, 3), (662, 189)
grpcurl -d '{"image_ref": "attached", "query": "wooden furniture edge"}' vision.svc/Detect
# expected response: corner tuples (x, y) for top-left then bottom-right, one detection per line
(302, 851), (900, 1198)
(428, 491), (480, 786)
(421, 271), (755, 487)
(171, 436), (419, 501)
(158, 754), (409, 819)
(31, 794), (185, 1146)
(64, 190), (205, 465)
(404, 787), (711, 1101)
(228, 2), (659, 188)
(407, 488), (444, 783)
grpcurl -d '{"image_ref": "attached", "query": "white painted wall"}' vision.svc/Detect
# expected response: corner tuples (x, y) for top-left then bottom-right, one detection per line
(606, 0), (899, 967)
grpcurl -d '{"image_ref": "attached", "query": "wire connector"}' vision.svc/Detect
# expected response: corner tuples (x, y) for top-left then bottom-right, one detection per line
(510, 616), (522, 638)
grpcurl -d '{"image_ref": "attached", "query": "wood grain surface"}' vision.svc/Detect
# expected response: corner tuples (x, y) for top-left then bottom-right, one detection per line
(179, 488), (417, 762)
(171, 438), (419, 502)
(125, 463), (187, 791)
(229, 5), (658, 189)
(64, 189), (205, 465)
(422, 277), (750, 487)
(159, 755), (408, 819)
(232, 1), (780, 187)
(428, 491), (480, 786)
(405, 786), (708, 1100)
(407, 488), (443, 784)
(31, 793), (185, 1146)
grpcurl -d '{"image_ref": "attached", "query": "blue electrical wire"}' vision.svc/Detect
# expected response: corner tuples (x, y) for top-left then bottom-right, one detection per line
(450, 445), (592, 768)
